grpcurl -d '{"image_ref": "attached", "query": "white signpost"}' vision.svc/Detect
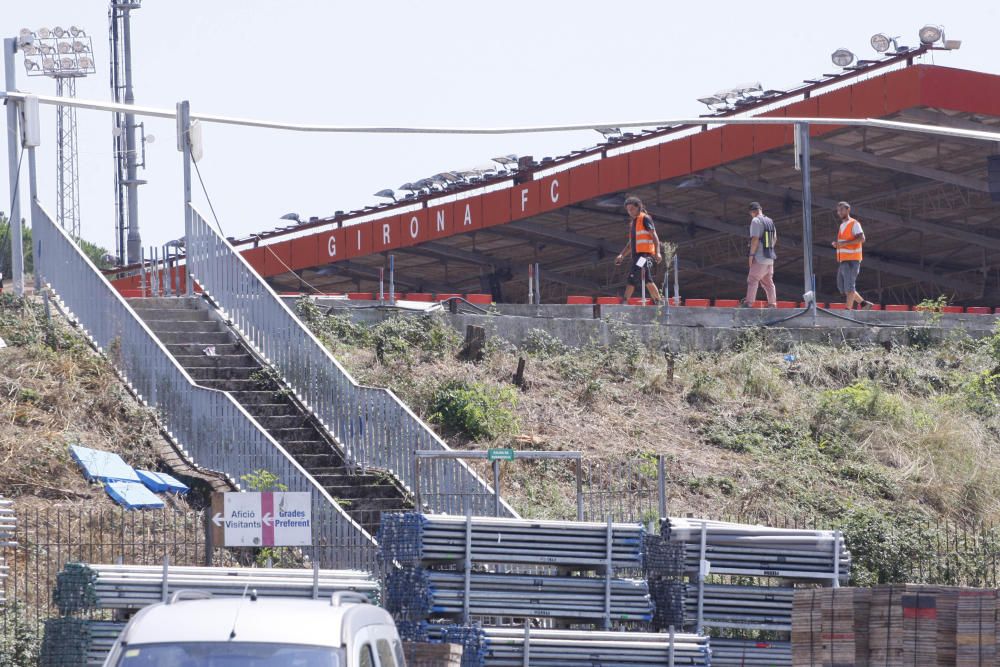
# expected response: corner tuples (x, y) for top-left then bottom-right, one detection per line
(210, 492), (312, 547)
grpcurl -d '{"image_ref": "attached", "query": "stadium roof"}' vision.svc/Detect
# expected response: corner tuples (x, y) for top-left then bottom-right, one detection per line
(209, 64), (1000, 304)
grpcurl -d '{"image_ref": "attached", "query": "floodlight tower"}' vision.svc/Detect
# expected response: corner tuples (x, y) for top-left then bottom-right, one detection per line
(18, 26), (95, 239)
(109, 1), (144, 265)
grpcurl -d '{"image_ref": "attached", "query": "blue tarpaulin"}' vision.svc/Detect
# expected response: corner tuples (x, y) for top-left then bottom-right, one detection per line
(136, 470), (190, 495)
(104, 481), (165, 510)
(69, 445), (140, 484)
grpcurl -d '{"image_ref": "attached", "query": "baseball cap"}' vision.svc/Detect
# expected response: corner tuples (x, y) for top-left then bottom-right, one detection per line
(748, 201), (762, 211)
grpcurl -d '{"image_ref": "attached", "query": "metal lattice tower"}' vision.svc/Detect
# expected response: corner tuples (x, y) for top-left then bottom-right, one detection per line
(17, 26), (96, 239)
(55, 76), (81, 238)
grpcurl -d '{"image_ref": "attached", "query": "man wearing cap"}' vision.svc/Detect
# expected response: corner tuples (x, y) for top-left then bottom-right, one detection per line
(615, 196), (664, 304)
(743, 202), (777, 308)
(832, 201), (875, 310)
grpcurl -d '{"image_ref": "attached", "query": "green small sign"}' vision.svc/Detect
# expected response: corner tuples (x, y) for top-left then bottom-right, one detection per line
(487, 448), (515, 462)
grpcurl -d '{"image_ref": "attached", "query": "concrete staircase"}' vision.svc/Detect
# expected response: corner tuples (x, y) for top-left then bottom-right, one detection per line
(128, 296), (412, 536)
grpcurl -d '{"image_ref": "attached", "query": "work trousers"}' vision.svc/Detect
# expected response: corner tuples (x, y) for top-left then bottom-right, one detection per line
(745, 260), (777, 306)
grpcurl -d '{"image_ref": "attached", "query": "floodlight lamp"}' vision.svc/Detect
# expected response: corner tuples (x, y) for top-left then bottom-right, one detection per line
(697, 95), (724, 107)
(733, 82), (762, 96)
(279, 212), (302, 222)
(37, 44), (54, 55)
(53, 26), (66, 38)
(73, 41), (89, 53)
(69, 26), (85, 37)
(60, 57), (74, 69)
(373, 189), (396, 200)
(21, 45), (36, 56)
(18, 29), (34, 47)
(24, 60), (40, 72)
(492, 155), (517, 166)
(870, 33), (892, 53)
(42, 58), (56, 71)
(919, 25), (943, 45)
(37, 27), (51, 38)
(943, 39), (961, 50)
(831, 48), (855, 67)
(78, 56), (93, 69)
(144, 134), (155, 144)
(57, 42), (72, 54)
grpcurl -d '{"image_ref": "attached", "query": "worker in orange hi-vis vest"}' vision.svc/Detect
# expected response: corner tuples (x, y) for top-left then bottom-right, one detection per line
(831, 201), (875, 310)
(615, 196), (663, 304)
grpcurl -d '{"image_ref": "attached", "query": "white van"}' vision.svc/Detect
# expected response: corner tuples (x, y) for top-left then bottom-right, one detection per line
(102, 591), (406, 667)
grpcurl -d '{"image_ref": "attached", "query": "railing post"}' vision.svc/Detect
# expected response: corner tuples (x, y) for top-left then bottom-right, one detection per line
(658, 454), (667, 519)
(576, 457), (584, 521)
(414, 453), (421, 511)
(492, 459), (501, 518)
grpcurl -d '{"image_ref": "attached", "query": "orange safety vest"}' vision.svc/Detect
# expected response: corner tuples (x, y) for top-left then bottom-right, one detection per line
(837, 218), (863, 262)
(634, 212), (657, 256)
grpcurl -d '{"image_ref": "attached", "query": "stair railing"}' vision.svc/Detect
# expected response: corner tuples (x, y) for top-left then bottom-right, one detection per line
(185, 205), (517, 518)
(31, 198), (376, 569)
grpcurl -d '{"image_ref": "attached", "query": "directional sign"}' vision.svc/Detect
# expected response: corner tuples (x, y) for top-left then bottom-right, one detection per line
(487, 448), (515, 462)
(210, 492), (312, 547)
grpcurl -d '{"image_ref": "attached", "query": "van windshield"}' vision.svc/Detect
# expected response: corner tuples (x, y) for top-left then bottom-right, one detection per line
(117, 642), (346, 667)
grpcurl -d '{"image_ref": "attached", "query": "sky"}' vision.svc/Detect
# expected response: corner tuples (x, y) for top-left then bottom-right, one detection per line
(3, 1), (999, 256)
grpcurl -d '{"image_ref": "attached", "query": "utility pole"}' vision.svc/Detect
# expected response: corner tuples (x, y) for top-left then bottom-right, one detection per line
(110, 1), (145, 265)
(4, 38), (25, 296)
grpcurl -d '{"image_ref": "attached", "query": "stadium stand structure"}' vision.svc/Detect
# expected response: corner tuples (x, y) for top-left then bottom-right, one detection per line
(111, 64), (999, 307)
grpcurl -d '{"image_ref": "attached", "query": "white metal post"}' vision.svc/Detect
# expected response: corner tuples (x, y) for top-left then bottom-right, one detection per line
(177, 101), (193, 295)
(4, 38), (25, 296)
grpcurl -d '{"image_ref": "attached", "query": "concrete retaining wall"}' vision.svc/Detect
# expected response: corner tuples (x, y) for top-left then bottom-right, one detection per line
(281, 297), (995, 352)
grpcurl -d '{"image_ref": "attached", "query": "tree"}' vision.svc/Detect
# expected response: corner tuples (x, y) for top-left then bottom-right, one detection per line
(0, 214), (114, 278)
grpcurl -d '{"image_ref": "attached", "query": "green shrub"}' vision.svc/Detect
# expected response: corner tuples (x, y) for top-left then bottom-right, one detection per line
(429, 380), (519, 441)
(0, 601), (41, 667)
(837, 508), (933, 586)
(816, 380), (903, 423)
(962, 370), (1000, 416)
(522, 329), (568, 358)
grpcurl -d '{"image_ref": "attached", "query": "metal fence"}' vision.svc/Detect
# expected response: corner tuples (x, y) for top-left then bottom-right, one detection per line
(184, 204), (515, 518)
(31, 199), (376, 569)
(0, 505), (380, 662)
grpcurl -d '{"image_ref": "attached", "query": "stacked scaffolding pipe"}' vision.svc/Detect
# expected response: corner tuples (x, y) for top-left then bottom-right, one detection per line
(385, 568), (652, 622)
(710, 638), (791, 667)
(684, 584), (794, 631)
(481, 627), (711, 667)
(662, 518), (849, 582)
(85, 622), (127, 667)
(54, 563), (378, 611)
(378, 513), (644, 568)
(0, 497), (14, 607)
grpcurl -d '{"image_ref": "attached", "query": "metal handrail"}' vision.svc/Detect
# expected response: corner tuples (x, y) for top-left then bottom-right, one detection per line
(31, 199), (376, 568)
(184, 204), (517, 518)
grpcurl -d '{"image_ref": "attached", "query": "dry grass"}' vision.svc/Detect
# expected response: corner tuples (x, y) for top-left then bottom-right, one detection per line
(0, 295), (196, 512)
(321, 313), (1000, 526)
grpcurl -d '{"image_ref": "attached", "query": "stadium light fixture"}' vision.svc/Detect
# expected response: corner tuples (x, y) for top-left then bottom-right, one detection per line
(69, 26), (85, 37)
(830, 48), (855, 67)
(870, 33), (894, 53)
(279, 212), (302, 223)
(492, 154), (518, 167)
(373, 189), (396, 201)
(594, 127), (622, 140)
(918, 25), (943, 45)
(19, 27), (96, 77)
